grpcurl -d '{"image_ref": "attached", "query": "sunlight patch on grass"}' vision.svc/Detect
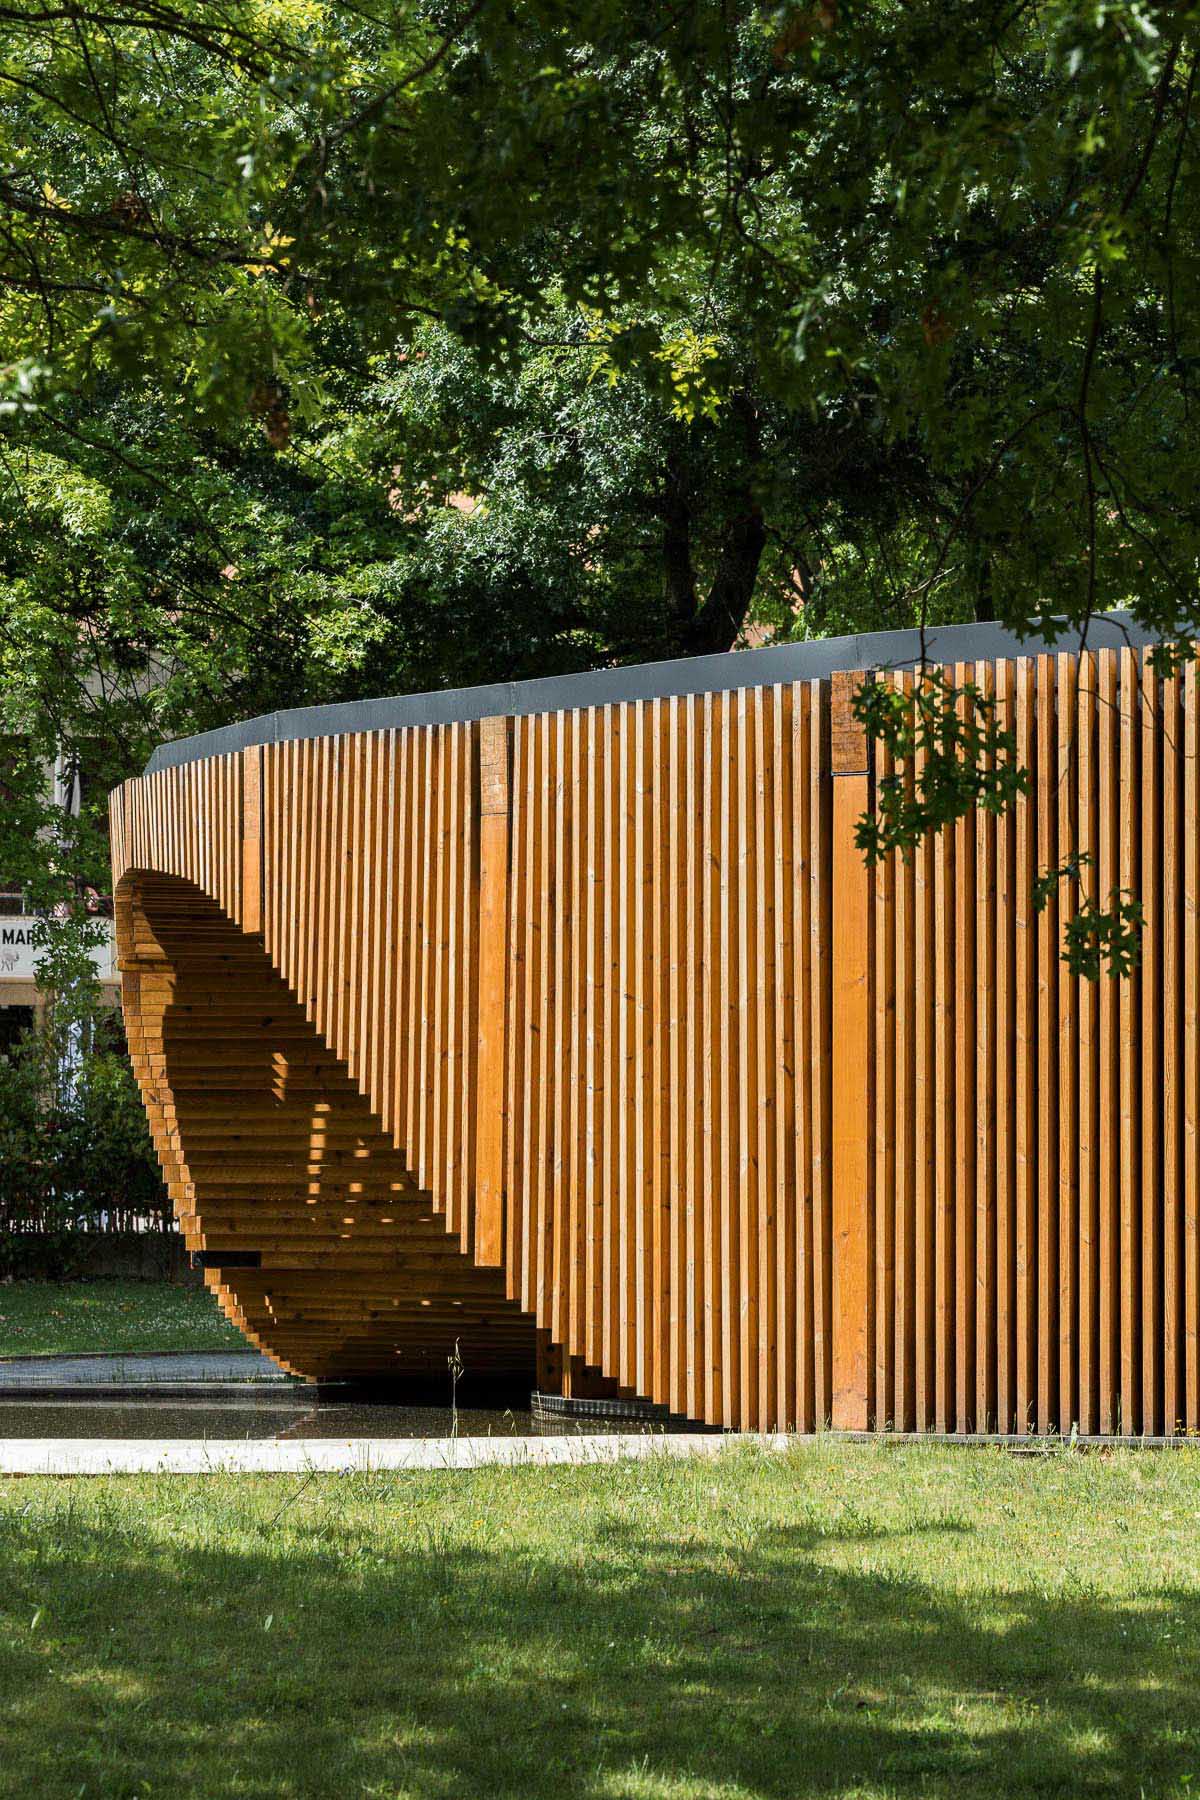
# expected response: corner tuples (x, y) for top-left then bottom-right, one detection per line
(0, 1279), (245, 1356)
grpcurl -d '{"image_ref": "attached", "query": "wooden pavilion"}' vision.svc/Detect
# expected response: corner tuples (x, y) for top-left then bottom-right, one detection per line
(111, 615), (1199, 1435)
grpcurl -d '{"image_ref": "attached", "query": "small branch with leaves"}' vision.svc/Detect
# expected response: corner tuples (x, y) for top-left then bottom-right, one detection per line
(851, 668), (1027, 864)
(852, 671), (1145, 981)
(1034, 854), (1144, 981)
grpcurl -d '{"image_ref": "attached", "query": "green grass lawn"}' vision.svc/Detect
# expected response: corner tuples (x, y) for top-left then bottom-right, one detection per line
(1, 1443), (1199, 1798)
(0, 1278), (246, 1357)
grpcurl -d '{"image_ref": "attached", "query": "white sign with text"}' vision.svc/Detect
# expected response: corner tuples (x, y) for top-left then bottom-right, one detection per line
(0, 919), (115, 982)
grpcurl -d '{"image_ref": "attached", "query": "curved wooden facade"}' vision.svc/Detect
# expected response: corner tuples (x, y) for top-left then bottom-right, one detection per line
(111, 619), (1200, 1433)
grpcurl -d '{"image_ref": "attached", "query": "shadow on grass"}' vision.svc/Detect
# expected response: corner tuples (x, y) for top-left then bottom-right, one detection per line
(0, 1482), (1196, 1797)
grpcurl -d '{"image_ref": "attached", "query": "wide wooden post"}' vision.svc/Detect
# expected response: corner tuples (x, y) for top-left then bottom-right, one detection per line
(474, 716), (511, 1267)
(241, 746), (262, 936)
(830, 670), (872, 1428)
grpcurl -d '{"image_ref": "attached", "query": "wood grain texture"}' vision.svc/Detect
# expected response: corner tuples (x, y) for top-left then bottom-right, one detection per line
(111, 645), (1197, 1431)
(830, 670), (872, 1429)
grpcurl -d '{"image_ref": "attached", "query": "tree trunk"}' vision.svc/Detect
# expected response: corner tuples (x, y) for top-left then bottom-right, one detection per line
(679, 496), (766, 655)
(654, 398), (765, 659)
(662, 455), (699, 637)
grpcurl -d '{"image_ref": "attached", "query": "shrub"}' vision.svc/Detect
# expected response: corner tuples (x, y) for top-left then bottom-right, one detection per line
(0, 1014), (165, 1277)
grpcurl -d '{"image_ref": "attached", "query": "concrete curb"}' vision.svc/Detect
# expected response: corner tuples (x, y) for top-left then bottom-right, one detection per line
(0, 1433), (788, 1476)
(2, 1432), (1194, 1474)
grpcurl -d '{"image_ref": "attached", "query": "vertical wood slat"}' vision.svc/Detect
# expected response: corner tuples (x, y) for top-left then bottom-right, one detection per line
(681, 697), (700, 1421)
(873, 702), (896, 1426)
(739, 689), (759, 1429)
(994, 657), (1016, 1434)
(391, 729), (413, 1154)
(895, 673), (913, 1432)
(814, 683), (834, 1426)
(372, 732), (395, 1144)
(1119, 652), (1141, 1432)
(976, 659), (997, 1432)
(552, 711), (572, 1350)
(895, 670), (915, 1432)
(914, 690), (936, 1433)
(1142, 659), (1161, 1435)
(933, 699), (956, 1433)
(583, 707), (602, 1372)
(431, 724), (453, 1211)
(475, 716), (510, 1267)
(1096, 653), (1119, 1434)
(453, 723), (472, 1244)
(955, 662), (978, 1431)
(601, 706), (619, 1382)
(1186, 661), (1200, 1435)
(1057, 652), (1079, 1435)
(534, 713), (556, 1364)
(1162, 669), (1182, 1435)
(794, 686), (814, 1427)
(830, 669), (871, 1429)
(1013, 655), (1035, 1434)
(504, 717), (530, 1308)
(634, 702), (651, 1406)
(665, 697), (684, 1419)
(648, 699), (669, 1415)
(1036, 656), (1058, 1431)
(1077, 659), (1098, 1436)
(771, 685), (794, 1429)
(716, 691), (735, 1425)
(582, 712), (604, 1404)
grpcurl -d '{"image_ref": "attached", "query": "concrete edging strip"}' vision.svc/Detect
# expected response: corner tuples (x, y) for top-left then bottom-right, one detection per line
(0, 1433), (786, 1476)
(2, 1432), (1192, 1473)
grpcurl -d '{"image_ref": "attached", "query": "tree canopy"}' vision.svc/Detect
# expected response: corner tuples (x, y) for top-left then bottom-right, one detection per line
(0, 0), (1197, 974)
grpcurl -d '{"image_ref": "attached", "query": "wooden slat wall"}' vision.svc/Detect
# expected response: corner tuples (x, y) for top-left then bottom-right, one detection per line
(868, 646), (1198, 1434)
(111, 642), (1199, 1432)
(499, 685), (833, 1428)
(110, 736), (532, 1384)
(254, 726), (479, 1249)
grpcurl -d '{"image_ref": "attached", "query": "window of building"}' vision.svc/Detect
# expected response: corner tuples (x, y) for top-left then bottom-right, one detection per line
(0, 1004), (34, 1058)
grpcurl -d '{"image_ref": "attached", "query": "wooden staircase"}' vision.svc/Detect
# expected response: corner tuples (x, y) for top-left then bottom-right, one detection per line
(118, 873), (537, 1384)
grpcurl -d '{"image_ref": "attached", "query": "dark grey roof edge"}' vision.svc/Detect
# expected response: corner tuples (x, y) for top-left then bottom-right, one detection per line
(144, 612), (1159, 773)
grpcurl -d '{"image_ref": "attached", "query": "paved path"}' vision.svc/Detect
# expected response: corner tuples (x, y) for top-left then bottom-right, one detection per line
(0, 1350), (289, 1387)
